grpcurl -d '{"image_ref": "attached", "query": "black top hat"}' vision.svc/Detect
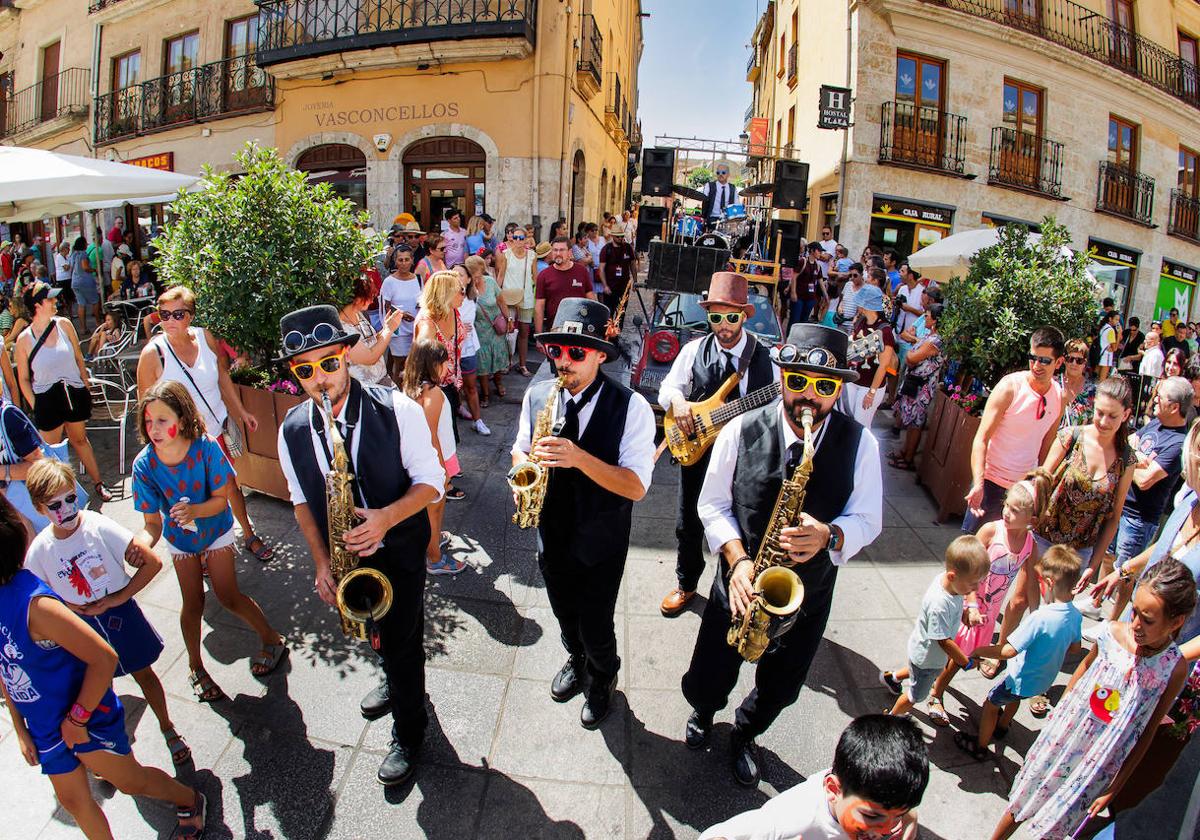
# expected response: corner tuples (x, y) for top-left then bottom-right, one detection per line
(275, 305), (360, 364)
(771, 323), (860, 383)
(535, 297), (617, 356)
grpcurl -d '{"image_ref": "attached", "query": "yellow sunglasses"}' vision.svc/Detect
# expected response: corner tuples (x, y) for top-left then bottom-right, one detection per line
(783, 372), (843, 397)
(290, 349), (346, 381)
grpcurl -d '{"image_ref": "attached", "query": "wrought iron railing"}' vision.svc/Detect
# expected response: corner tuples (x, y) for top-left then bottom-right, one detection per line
(879, 100), (968, 175)
(88, 0), (127, 11)
(987, 126), (1064, 197)
(255, 0), (538, 65)
(745, 102), (754, 123)
(0, 67), (90, 140)
(746, 51), (757, 75)
(786, 42), (797, 84)
(577, 13), (602, 89)
(95, 55), (273, 145)
(1169, 189), (1200, 241)
(920, 0), (1200, 111)
(1095, 160), (1155, 225)
(606, 72), (621, 118)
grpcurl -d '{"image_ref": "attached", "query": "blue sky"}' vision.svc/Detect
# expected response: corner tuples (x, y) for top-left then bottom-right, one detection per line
(638, 0), (761, 147)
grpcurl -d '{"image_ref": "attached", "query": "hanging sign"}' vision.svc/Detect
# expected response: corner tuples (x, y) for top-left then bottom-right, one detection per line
(818, 85), (852, 129)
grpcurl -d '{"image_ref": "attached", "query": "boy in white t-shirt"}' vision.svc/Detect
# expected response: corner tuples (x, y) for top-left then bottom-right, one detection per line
(22, 459), (192, 766)
(698, 715), (929, 840)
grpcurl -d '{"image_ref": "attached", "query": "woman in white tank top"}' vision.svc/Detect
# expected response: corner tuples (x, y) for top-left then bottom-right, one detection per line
(495, 231), (536, 376)
(135, 287), (275, 562)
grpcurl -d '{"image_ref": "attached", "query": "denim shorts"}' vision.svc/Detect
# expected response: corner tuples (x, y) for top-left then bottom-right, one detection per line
(904, 661), (943, 703)
(460, 354), (478, 374)
(986, 677), (1027, 708)
(1108, 512), (1159, 568)
(1031, 532), (1092, 566)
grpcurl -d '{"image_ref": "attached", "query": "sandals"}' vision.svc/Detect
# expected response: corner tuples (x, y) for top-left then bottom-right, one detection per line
(927, 697), (950, 727)
(163, 727), (191, 766)
(480, 397), (490, 408)
(250, 641), (288, 677)
(888, 454), (915, 470)
(978, 658), (1002, 680)
(953, 731), (990, 761)
(496, 382), (507, 398)
(446, 485), (466, 501)
(176, 790), (207, 839)
(94, 481), (113, 503)
(243, 535), (274, 562)
(189, 670), (226, 703)
(515, 365), (532, 377)
(1029, 694), (1052, 718)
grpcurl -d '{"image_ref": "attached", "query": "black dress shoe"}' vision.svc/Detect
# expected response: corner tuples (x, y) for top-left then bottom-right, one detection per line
(360, 681), (390, 720)
(685, 710), (713, 749)
(376, 742), (418, 787)
(550, 655), (587, 702)
(730, 727), (761, 787)
(580, 675), (616, 730)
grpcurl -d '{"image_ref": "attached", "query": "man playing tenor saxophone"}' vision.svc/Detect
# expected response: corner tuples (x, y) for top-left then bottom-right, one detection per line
(275, 305), (444, 789)
(681, 324), (883, 787)
(511, 298), (655, 729)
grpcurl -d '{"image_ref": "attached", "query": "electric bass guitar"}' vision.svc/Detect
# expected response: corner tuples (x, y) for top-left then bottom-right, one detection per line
(663, 331), (885, 466)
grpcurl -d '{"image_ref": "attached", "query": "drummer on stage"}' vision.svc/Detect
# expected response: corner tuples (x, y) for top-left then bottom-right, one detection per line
(657, 272), (777, 618)
(700, 164), (738, 229)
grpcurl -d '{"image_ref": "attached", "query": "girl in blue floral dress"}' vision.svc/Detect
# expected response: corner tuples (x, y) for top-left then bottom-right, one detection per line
(990, 558), (1195, 840)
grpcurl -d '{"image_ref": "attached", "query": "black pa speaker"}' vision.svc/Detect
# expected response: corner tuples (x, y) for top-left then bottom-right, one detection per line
(635, 204), (668, 252)
(646, 241), (731, 295)
(769, 219), (803, 265)
(771, 160), (810, 209)
(641, 147), (676, 197)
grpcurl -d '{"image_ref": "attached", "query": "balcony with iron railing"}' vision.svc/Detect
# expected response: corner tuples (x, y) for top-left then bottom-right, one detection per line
(786, 42), (797, 87)
(987, 126), (1065, 198)
(918, 0), (1200, 112)
(95, 55), (274, 145)
(605, 72), (622, 134)
(0, 67), (90, 141)
(746, 49), (760, 82)
(576, 13), (603, 97)
(745, 102), (754, 124)
(88, 0), (127, 11)
(1095, 160), (1155, 226)
(879, 100), (968, 176)
(255, 0), (538, 67)
(1169, 189), (1200, 242)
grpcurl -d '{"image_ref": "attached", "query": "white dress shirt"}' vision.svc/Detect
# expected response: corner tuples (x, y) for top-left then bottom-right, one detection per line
(895, 282), (926, 335)
(698, 771), (850, 840)
(705, 180), (736, 219)
(278, 388), (446, 508)
(512, 379), (657, 494)
(697, 403), (882, 565)
(658, 332), (779, 409)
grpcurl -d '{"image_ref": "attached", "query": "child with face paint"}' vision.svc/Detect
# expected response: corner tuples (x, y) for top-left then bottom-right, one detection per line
(0, 492), (207, 839)
(698, 715), (928, 840)
(21, 458), (192, 766)
(131, 381), (285, 703)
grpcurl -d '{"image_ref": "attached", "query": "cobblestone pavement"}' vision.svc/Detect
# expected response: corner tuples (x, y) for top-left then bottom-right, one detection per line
(4, 354), (1196, 840)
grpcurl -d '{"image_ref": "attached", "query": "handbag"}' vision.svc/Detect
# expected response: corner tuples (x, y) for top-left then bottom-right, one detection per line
(899, 373), (924, 399)
(156, 333), (245, 458)
(490, 308), (509, 335)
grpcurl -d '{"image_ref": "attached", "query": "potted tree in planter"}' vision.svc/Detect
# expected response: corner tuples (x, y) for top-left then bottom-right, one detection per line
(918, 218), (1096, 521)
(154, 142), (377, 499)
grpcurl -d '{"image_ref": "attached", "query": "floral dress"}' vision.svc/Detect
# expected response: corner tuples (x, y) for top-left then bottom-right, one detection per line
(955, 527), (1031, 654)
(1036, 426), (1136, 550)
(415, 310), (463, 388)
(1058, 374), (1097, 428)
(895, 333), (943, 429)
(1009, 623), (1181, 839)
(473, 275), (511, 376)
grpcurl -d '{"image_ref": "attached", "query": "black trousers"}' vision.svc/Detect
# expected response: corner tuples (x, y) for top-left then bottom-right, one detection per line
(363, 553), (428, 749)
(538, 545), (626, 685)
(674, 456), (711, 592)
(681, 558), (838, 738)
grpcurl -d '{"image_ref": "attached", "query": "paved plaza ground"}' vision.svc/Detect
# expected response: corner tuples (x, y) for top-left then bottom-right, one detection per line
(3, 356), (1198, 839)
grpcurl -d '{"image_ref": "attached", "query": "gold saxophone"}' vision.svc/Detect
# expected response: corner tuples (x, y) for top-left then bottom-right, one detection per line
(322, 393), (394, 642)
(508, 375), (565, 529)
(727, 407), (812, 662)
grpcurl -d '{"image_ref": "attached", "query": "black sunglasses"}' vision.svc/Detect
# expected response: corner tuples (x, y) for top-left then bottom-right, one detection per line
(158, 307), (192, 321)
(543, 344), (591, 362)
(1027, 353), (1055, 367)
(46, 492), (78, 511)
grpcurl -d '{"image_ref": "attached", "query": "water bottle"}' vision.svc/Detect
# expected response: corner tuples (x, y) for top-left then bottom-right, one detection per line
(177, 496), (198, 533)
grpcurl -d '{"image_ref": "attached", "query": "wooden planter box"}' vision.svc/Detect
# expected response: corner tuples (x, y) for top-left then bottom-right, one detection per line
(916, 390), (981, 523)
(229, 384), (304, 501)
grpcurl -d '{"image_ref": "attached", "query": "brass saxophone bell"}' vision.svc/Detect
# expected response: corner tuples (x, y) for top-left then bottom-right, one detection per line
(336, 566), (394, 642)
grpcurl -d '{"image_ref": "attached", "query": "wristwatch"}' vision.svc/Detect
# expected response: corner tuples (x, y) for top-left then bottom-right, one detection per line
(826, 524), (844, 552)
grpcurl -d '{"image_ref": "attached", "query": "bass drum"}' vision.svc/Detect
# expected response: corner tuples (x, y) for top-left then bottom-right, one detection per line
(695, 231), (729, 250)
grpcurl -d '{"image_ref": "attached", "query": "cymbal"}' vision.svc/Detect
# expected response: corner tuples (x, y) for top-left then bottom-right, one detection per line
(739, 182), (774, 197)
(672, 184), (706, 202)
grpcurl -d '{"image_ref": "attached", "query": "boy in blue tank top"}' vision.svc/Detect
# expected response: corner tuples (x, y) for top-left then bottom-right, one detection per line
(0, 494), (205, 838)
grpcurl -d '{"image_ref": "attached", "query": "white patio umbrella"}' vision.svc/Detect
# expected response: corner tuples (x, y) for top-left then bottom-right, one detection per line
(0, 147), (198, 223)
(907, 226), (1097, 284)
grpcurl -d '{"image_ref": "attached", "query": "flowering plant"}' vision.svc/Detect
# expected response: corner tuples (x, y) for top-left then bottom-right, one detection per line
(266, 378), (300, 395)
(946, 384), (983, 416)
(1166, 661), (1200, 741)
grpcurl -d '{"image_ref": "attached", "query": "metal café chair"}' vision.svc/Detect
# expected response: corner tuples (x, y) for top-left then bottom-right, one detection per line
(85, 371), (139, 475)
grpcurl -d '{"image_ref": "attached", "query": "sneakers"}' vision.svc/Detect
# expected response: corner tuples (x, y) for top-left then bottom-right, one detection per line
(427, 554), (467, 576)
(879, 670), (903, 696)
(458, 405), (473, 420)
(473, 418), (491, 436)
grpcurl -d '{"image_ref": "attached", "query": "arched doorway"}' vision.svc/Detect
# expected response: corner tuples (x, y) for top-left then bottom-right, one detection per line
(569, 150), (585, 234)
(402, 137), (486, 233)
(610, 174), (617, 213)
(296, 144), (367, 210)
(599, 167), (608, 219)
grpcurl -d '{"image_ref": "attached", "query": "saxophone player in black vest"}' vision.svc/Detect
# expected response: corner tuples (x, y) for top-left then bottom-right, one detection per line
(274, 306), (446, 788)
(658, 272), (777, 617)
(511, 298), (656, 729)
(681, 324), (883, 786)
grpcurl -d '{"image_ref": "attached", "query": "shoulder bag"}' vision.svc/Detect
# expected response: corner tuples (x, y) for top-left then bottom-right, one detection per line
(156, 332), (245, 458)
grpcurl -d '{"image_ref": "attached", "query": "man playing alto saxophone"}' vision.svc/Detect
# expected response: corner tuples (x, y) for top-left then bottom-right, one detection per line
(275, 305), (445, 789)
(511, 298), (655, 729)
(681, 324), (883, 787)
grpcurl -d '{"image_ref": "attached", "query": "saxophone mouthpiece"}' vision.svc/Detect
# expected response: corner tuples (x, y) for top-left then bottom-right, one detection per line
(800, 407), (815, 429)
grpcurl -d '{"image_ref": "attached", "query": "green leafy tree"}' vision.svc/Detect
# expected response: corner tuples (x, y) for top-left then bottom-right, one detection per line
(687, 166), (714, 189)
(939, 218), (1096, 389)
(154, 142), (379, 367)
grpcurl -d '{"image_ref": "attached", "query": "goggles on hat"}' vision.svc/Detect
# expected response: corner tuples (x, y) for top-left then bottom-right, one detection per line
(283, 322), (340, 354)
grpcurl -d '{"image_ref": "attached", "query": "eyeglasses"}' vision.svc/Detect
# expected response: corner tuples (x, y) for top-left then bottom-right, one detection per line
(290, 350), (346, 381)
(542, 343), (595, 363)
(783, 372), (843, 397)
(283, 322), (339, 354)
(157, 307), (192, 321)
(707, 312), (744, 326)
(46, 492), (78, 511)
(1027, 353), (1056, 367)
(1065, 355), (1087, 365)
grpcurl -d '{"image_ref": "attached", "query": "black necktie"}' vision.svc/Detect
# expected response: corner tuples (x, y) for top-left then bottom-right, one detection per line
(785, 441), (804, 477)
(556, 379), (603, 443)
(719, 184), (727, 212)
(722, 351), (737, 383)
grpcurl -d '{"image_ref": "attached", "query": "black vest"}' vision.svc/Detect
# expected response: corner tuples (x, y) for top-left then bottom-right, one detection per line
(713, 405), (862, 607)
(687, 333), (776, 403)
(535, 372), (636, 566)
(281, 379), (431, 569)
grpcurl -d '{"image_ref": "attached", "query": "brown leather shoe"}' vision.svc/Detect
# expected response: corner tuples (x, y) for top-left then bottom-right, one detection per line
(660, 589), (696, 617)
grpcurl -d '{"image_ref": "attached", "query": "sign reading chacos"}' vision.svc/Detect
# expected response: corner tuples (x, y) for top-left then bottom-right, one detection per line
(305, 101), (462, 128)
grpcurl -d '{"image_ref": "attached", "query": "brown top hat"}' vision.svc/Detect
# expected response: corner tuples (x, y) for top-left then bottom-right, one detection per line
(700, 272), (755, 315)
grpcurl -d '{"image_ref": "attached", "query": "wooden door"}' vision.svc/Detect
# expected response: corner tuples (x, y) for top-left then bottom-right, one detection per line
(1106, 116), (1139, 213)
(39, 41), (60, 122)
(895, 53), (944, 167)
(1179, 147), (1200, 237)
(1109, 0), (1136, 69)
(1181, 32), (1199, 102)
(1003, 0), (1039, 28)
(1000, 80), (1043, 189)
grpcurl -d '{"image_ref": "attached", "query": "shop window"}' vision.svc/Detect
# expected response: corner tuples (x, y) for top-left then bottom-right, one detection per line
(402, 136), (486, 233)
(1088, 237), (1140, 316)
(297, 143), (368, 212)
